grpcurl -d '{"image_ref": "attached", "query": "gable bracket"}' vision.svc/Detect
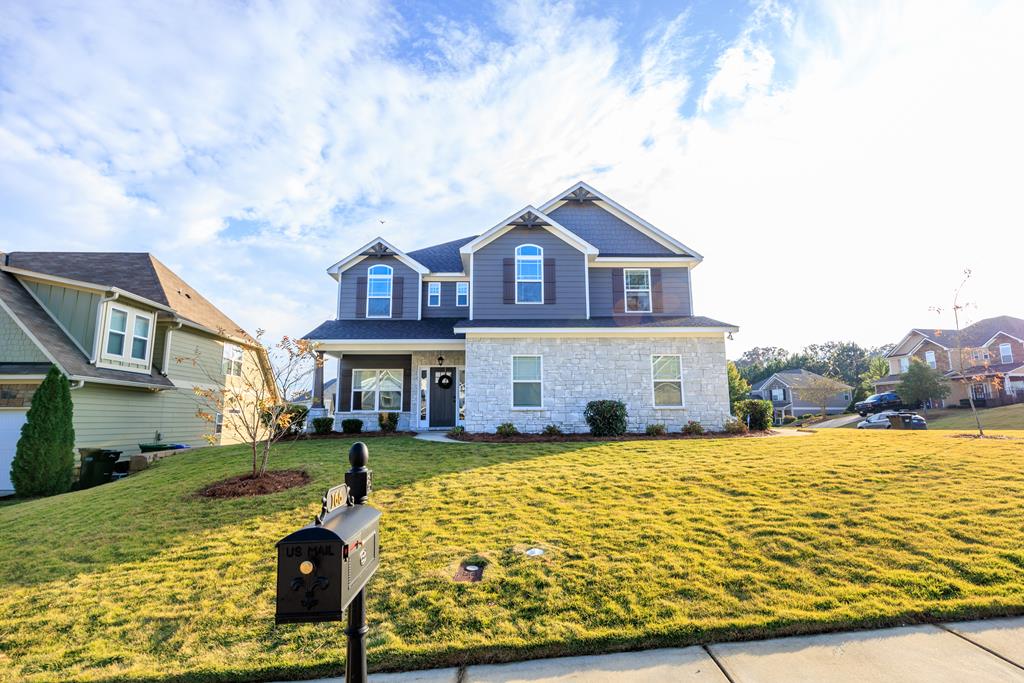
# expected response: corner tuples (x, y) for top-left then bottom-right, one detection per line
(509, 211), (549, 229)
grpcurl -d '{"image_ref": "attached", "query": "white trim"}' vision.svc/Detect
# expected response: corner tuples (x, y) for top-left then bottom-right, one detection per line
(67, 374), (170, 389)
(417, 272), (422, 320)
(422, 273), (467, 281)
(458, 206), (598, 257)
(427, 281), (441, 307)
(129, 311), (154, 363)
(161, 321), (182, 376)
(651, 354), (685, 408)
(924, 349), (937, 369)
(350, 367), (404, 413)
(511, 354), (543, 409)
(583, 251), (590, 320)
(982, 331), (1024, 347)
(455, 326), (737, 336)
(313, 340), (466, 353)
(365, 264), (393, 319)
(468, 252), (475, 321)
(538, 181), (703, 260)
(0, 294), (64, 371)
(623, 268), (652, 314)
(0, 374), (46, 382)
(514, 244), (544, 305)
(326, 237), (430, 280)
(101, 304), (130, 360)
(999, 342), (1014, 364)
(1, 266), (176, 313)
(686, 266), (694, 316)
(456, 281), (469, 307)
(591, 257), (701, 267)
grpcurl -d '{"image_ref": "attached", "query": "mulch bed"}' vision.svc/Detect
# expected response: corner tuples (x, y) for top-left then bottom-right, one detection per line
(283, 431), (417, 442)
(196, 470), (311, 499)
(949, 433), (1020, 440)
(450, 431), (771, 443)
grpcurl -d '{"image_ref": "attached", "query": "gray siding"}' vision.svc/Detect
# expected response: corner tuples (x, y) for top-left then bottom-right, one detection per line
(22, 281), (100, 353)
(338, 256), (418, 320)
(0, 306), (49, 362)
(472, 227), (587, 320)
(792, 388), (851, 413)
(547, 202), (675, 255)
(588, 267), (691, 317)
(337, 354), (412, 412)
(422, 281), (469, 318)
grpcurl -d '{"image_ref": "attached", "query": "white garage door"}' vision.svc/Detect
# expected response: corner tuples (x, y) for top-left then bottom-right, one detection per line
(0, 410), (27, 494)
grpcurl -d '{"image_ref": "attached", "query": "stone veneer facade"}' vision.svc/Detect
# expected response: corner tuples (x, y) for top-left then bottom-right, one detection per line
(463, 335), (730, 433)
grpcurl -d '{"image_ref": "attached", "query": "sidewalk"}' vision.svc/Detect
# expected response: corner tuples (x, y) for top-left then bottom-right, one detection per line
(316, 616), (1024, 682)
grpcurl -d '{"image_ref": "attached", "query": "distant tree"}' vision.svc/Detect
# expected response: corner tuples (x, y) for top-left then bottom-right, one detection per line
(727, 361), (751, 410)
(896, 359), (951, 415)
(803, 341), (873, 388)
(859, 356), (890, 398)
(798, 374), (849, 418)
(11, 366), (75, 497)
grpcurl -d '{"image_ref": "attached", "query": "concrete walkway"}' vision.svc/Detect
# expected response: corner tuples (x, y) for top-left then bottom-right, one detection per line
(412, 431), (465, 444)
(300, 617), (1024, 682)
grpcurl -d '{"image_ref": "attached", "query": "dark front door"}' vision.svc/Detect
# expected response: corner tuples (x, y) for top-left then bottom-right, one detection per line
(429, 367), (457, 428)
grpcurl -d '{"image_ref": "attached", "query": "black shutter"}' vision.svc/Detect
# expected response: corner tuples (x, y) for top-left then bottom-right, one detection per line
(393, 276), (404, 318)
(611, 268), (624, 313)
(503, 258), (515, 304)
(651, 269), (663, 313)
(355, 277), (367, 318)
(543, 258), (556, 304)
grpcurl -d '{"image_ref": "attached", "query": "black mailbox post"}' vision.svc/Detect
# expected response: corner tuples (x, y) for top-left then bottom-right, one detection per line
(276, 442), (380, 683)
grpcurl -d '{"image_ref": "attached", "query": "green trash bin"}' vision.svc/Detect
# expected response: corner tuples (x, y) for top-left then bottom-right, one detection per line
(78, 448), (122, 489)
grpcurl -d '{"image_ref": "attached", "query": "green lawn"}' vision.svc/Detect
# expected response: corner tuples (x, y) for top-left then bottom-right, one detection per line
(928, 403), (1024, 430)
(2, 431), (1024, 682)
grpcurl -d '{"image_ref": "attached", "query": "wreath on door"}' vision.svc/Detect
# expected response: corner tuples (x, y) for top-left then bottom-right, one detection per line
(437, 373), (453, 389)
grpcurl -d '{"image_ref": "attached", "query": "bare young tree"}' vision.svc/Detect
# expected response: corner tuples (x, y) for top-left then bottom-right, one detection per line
(179, 330), (320, 478)
(798, 374), (848, 418)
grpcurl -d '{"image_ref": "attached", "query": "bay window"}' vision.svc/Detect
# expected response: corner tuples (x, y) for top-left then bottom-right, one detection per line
(366, 265), (393, 317)
(652, 355), (684, 407)
(352, 369), (403, 412)
(515, 245), (543, 303)
(624, 269), (652, 313)
(511, 355), (542, 408)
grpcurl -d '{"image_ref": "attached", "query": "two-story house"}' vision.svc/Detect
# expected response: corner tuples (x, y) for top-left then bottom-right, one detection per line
(0, 252), (274, 494)
(749, 369), (853, 423)
(875, 315), (1024, 407)
(303, 182), (738, 434)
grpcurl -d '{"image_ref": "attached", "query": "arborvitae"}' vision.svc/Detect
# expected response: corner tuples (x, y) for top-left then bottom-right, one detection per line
(11, 366), (76, 497)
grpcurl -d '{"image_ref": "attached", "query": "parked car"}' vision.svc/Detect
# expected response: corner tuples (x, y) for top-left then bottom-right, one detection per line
(855, 391), (902, 416)
(857, 411), (897, 429)
(888, 412), (928, 430)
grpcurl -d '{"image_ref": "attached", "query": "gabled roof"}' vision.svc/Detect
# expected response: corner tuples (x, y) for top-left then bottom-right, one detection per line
(3, 252), (251, 340)
(539, 181), (703, 259)
(406, 236), (476, 273)
(752, 369), (852, 391)
(458, 206), (598, 257)
(888, 316), (1024, 356)
(326, 237), (430, 281)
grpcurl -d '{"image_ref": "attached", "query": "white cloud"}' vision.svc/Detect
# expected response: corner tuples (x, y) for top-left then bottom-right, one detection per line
(0, 0), (1020, 358)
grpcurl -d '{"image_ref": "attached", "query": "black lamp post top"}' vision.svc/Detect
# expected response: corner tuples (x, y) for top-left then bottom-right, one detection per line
(348, 442), (369, 469)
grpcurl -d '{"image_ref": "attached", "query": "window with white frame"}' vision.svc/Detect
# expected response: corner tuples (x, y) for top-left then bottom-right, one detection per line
(352, 369), (402, 411)
(972, 383), (990, 399)
(1000, 343), (1013, 364)
(105, 307), (128, 356)
(456, 281), (469, 307)
(427, 282), (441, 307)
(771, 387), (785, 402)
(214, 412), (224, 435)
(624, 269), (652, 313)
(652, 355), (684, 407)
(899, 357), (910, 373)
(222, 343), (243, 377)
(925, 350), (936, 369)
(130, 313), (151, 361)
(103, 304), (154, 366)
(366, 265), (393, 317)
(515, 245), (543, 303)
(511, 355), (542, 407)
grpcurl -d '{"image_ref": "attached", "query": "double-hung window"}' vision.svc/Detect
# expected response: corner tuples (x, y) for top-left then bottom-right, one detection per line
(511, 355), (542, 408)
(899, 357), (910, 373)
(366, 265), (393, 318)
(352, 369), (402, 411)
(103, 305), (153, 366)
(427, 282), (441, 307)
(624, 269), (652, 313)
(106, 307), (128, 356)
(771, 387), (785, 402)
(1000, 343), (1013, 364)
(456, 281), (469, 307)
(222, 343), (243, 377)
(925, 350), (936, 369)
(130, 313), (152, 361)
(515, 245), (543, 303)
(652, 355), (684, 407)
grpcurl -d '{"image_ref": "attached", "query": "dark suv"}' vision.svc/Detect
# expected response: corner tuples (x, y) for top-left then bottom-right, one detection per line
(855, 392), (902, 416)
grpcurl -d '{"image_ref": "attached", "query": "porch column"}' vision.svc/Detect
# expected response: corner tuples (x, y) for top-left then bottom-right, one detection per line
(312, 351), (325, 410)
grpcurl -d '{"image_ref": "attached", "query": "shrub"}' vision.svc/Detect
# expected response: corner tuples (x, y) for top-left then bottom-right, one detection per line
(681, 420), (705, 436)
(340, 418), (363, 434)
(446, 425), (467, 439)
(584, 400), (628, 437)
(496, 422), (519, 437)
(542, 424), (564, 436)
(11, 366), (75, 497)
(645, 423), (667, 436)
(311, 417), (334, 435)
(378, 412), (399, 433)
(723, 418), (749, 435)
(782, 415), (797, 425)
(734, 399), (773, 431)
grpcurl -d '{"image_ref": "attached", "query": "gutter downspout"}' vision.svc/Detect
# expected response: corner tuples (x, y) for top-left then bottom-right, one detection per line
(161, 320), (184, 376)
(90, 291), (119, 363)
(69, 380), (84, 390)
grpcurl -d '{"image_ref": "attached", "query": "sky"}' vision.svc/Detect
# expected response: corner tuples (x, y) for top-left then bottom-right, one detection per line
(0, 0), (1021, 359)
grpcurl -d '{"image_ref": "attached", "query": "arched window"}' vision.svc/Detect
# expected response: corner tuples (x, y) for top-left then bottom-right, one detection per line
(515, 244), (543, 304)
(366, 264), (393, 317)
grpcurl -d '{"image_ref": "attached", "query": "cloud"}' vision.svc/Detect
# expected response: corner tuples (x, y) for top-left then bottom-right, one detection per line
(0, 0), (1020, 358)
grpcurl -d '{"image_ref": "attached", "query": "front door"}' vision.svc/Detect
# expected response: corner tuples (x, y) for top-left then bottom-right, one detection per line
(429, 367), (457, 428)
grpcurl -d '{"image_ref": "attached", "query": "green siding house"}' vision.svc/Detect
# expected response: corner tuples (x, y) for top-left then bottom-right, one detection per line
(0, 252), (272, 494)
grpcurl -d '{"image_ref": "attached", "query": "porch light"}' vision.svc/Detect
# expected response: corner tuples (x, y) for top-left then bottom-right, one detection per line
(437, 355), (445, 366)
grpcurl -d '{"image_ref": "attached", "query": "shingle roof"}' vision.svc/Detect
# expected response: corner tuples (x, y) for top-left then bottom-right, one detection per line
(0, 268), (174, 388)
(910, 316), (1024, 350)
(406, 236), (476, 273)
(756, 369), (853, 390)
(454, 315), (737, 329)
(546, 202), (679, 256)
(303, 317), (466, 340)
(4, 252), (250, 339)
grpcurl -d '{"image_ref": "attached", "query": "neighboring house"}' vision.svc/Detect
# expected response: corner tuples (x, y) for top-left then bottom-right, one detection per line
(749, 369), (853, 423)
(302, 181), (738, 434)
(876, 315), (1024, 408)
(292, 378), (338, 410)
(0, 252), (273, 494)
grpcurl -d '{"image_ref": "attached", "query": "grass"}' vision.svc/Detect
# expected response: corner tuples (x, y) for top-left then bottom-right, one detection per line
(928, 403), (1024, 430)
(2, 431), (1024, 681)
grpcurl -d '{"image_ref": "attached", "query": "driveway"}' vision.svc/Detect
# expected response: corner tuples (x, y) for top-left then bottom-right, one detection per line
(813, 413), (862, 429)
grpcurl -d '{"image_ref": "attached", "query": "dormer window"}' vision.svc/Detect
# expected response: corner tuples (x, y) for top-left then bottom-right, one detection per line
(366, 265), (393, 318)
(131, 314), (152, 361)
(101, 304), (154, 368)
(515, 245), (543, 304)
(106, 308), (128, 356)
